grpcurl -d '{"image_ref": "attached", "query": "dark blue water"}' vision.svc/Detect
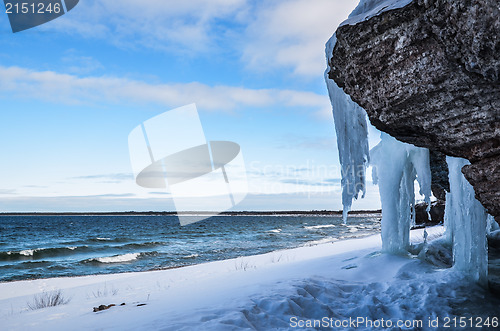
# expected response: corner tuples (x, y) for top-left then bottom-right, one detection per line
(0, 215), (381, 282)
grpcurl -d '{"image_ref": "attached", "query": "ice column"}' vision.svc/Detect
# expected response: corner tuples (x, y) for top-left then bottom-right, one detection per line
(445, 157), (488, 285)
(487, 215), (499, 234)
(325, 35), (370, 223)
(371, 133), (431, 254)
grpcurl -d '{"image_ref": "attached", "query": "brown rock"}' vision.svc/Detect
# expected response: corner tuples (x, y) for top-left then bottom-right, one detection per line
(93, 304), (116, 312)
(414, 201), (445, 225)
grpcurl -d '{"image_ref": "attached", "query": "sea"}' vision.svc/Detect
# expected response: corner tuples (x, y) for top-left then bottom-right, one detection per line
(0, 214), (381, 282)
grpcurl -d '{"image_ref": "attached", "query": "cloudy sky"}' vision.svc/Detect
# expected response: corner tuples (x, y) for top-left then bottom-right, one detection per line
(0, 0), (382, 212)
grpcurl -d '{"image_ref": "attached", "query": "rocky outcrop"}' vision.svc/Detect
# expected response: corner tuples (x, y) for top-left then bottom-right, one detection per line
(415, 201), (445, 225)
(429, 150), (449, 201)
(327, 0), (500, 222)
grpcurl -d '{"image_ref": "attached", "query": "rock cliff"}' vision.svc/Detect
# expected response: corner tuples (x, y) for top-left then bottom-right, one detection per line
(327, 0), (500, 222)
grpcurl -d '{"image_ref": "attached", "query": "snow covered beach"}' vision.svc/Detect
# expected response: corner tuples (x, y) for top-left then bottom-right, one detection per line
(0, 0), (498, 328)
(1, 225), (499, 330)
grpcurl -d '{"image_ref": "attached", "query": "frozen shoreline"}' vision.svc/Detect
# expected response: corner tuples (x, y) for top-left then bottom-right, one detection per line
(1, 225), (499, 330)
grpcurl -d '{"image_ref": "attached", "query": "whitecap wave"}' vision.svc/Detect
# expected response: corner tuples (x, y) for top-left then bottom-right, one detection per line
(19, 249), (34, 256)
(304, 224), (336, 230)
(94, 253), (140, 263)
(182, 254), (199, 259)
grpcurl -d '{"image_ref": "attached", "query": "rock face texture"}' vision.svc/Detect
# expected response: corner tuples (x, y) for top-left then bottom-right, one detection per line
(429, 150), (449, 201)
(415, 201), (445, 225)
(327, 0), (500, 221)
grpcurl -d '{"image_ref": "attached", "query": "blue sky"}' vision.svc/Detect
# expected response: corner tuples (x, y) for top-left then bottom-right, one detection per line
(0, 0), (382, 212)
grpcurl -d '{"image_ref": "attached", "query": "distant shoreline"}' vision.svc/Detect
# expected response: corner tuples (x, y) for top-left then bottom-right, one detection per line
(0, 210), (381, 216)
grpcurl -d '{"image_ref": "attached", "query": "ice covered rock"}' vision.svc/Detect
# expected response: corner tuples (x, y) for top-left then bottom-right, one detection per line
(325, 0), (495, 284)
(326, 0), (500, 223)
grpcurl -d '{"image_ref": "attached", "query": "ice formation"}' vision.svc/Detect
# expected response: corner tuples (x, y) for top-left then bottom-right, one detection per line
(325, 57), (431, 253)
(324, 0), (415, 224)
(445, 157), (489, 284)
(324, 62), (369, 223)
(325, 0), (490, 282)
(487, 214), (499, 234)
(371, 133), (431, 254)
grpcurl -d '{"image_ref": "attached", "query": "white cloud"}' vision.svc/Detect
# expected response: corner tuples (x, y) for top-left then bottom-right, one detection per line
(242, 0), (359, 77)
(48, 0), (358, 77)
(49, 0), (248, 53)
(0, 65), (330, 113)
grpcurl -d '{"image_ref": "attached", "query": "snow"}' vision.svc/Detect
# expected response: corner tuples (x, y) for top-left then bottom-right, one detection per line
(371, 133), (431, 254)
(341, 0), (414, 27)
(445, 157), (489, 285)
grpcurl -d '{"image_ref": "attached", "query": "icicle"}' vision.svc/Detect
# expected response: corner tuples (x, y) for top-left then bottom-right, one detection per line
(325, 35), (370, 223)
(487, 215), (499, 234)
(444, 191), (454, 244)
(446, 157), (488, 285)
(371, 133), (431, 254)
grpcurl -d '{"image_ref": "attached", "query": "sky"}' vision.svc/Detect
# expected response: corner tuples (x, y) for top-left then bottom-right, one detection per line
(0, 0), (383, 212)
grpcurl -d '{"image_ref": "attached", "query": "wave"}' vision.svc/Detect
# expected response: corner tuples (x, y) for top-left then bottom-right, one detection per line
(0, 241), (167, 262)
(304, 224), (336, 230)
(121, 242), (166, 249)
(0, 246), (89, 261)
(88, 237), (131, 243)
(19, 249), (34, 256)
(83, 252), (159, 264)
(97, 253), (140, 263)
(0, 260), (53, 269)
(182, 253), (199, 259)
